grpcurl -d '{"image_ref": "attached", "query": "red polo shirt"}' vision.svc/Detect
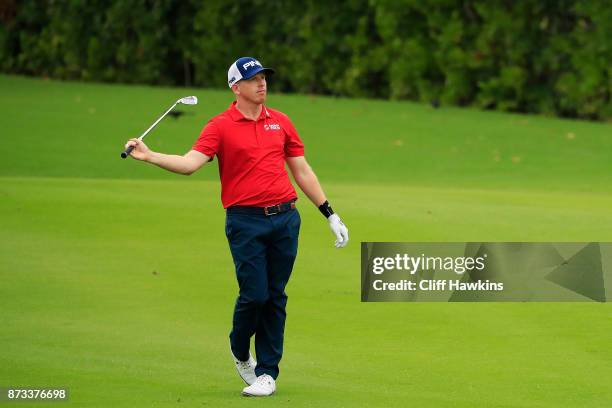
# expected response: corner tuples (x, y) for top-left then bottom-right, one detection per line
(192, 101), (305, 208)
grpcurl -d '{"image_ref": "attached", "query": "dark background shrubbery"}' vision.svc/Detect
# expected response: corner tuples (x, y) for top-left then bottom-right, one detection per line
(1, 0), (611, 120)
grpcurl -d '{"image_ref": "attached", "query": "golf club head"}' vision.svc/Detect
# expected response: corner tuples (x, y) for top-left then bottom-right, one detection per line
(178, 96), (198, 105)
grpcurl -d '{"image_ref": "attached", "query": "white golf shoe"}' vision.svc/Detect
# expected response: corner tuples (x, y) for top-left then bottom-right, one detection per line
(241, 374), (276, 397)
(229, 341), (257, 385)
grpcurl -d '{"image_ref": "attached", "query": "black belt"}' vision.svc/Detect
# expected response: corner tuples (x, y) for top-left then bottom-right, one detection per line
(227, 201), (296, 216)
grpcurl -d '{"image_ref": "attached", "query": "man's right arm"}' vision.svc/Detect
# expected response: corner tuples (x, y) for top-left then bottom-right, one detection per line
(124, 138), (211, 175)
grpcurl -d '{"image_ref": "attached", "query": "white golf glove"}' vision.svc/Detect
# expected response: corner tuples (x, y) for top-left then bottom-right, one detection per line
(328, 214), (349, 248)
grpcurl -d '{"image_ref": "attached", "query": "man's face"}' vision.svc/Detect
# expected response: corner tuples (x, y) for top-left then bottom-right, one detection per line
(233, 72), (267, 104)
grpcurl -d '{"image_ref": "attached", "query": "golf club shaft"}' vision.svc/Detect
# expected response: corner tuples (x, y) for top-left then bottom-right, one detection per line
(121, 101), (179, 159)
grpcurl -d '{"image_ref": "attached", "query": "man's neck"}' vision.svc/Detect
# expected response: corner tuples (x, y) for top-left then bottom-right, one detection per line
(235, 99), (263, 121)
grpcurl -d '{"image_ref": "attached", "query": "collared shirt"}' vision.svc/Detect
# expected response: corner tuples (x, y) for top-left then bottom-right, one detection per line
(192, 101), (305, 208)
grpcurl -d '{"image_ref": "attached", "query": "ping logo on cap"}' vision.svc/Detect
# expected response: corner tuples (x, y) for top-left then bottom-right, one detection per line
(243, 60), (263, 70)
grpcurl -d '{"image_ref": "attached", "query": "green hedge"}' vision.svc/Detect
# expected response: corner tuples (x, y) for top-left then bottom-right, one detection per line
(1, 0), (611, 120)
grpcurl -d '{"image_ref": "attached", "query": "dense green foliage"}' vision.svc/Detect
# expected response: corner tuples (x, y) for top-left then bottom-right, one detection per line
(1, 0), (611, 120)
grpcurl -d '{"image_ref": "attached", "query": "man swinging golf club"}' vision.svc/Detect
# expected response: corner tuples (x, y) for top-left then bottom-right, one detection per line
(124, 57), (349, 397)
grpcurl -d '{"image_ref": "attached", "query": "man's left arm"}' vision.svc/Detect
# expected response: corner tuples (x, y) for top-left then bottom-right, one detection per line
(286, 156), (349, 248)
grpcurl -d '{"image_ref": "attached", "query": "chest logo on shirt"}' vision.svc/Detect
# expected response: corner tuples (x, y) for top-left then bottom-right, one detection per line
(264, 123), (281, 131)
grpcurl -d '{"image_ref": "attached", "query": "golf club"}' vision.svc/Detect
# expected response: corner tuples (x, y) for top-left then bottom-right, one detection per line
(120, 96), (198, 158)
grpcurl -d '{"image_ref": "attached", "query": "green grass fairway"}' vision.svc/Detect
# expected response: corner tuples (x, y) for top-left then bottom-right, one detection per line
(1, 75), (612, 407)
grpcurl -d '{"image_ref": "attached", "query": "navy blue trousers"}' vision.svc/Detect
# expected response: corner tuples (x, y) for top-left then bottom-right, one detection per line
(226, 208), (300, 379)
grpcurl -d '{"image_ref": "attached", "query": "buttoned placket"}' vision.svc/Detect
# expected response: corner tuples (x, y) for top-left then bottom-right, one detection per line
(254, 107), (270, 147)
(233, 103), (269, 147)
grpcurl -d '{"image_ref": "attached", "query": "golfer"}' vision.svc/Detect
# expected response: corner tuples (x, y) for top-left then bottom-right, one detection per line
(124, 57), (349, 397)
